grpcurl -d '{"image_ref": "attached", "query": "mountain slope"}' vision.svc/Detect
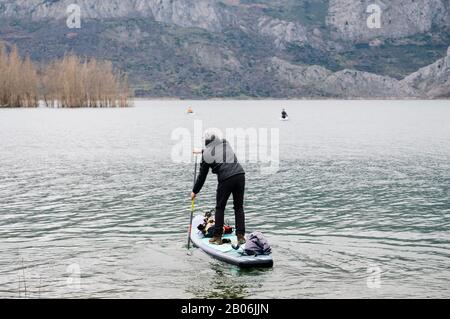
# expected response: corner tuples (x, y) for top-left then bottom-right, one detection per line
(0, 0), (449, 98)
(402, 47), (450, 98)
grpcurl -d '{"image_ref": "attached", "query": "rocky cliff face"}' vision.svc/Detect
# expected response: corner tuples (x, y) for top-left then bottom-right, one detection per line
(271, 44), (450, 98)
(0, 0), (448, 98)
(4, 0), (446, 44)
(402, 47), (450, 98)
(270, 57), (418, 98)
(0, 0), (236, 32)
(257, 17), (308, 49)
(326, 0), (448, 42)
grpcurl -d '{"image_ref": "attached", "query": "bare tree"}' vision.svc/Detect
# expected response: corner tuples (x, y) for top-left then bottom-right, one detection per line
(43, 54), (130, 108)
(0, 43), (39, 108)
(0, 44), (131, 108)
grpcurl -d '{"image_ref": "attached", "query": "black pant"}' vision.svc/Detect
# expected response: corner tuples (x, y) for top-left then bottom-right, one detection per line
(214, 173), (245, 236)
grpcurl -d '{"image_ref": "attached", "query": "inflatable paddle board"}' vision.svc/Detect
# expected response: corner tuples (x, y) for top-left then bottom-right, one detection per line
(190, 215), (273, 268)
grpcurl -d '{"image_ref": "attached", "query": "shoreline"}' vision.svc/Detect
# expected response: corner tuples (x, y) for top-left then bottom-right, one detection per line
(132, 97), (450, 101)
(1, 98), (449, 109)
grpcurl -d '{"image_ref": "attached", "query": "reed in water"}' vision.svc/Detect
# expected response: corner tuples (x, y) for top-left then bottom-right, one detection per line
(0, 44), (39, 108)
(0, 44), (130, 108)
(42, 54), (130, 108)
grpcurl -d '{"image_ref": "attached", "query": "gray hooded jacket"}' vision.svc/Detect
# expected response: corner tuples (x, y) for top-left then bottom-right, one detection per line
(193, 138), (245, 194)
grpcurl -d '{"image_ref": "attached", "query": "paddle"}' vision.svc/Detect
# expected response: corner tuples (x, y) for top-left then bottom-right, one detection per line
(187, 151), (199, 255)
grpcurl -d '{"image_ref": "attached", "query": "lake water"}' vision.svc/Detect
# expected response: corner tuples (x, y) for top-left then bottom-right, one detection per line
(0, 100), (449, 299)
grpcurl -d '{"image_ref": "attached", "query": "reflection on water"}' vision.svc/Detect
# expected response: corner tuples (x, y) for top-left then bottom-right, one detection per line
(187, 261), (273, 299)
(187, 263), (249, 299)
(0, 100), (449, 298)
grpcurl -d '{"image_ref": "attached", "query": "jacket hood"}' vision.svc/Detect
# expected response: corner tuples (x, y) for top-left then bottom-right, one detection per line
(205, 135), (223, 147)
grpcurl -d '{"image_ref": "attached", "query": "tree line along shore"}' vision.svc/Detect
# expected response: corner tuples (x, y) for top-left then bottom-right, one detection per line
(0, 44), (130, 108)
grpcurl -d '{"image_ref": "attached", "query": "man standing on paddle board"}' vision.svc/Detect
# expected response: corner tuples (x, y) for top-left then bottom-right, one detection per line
(191, 130), (246, 246)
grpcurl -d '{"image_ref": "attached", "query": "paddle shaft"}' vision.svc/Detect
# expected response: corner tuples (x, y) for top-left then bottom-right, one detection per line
(187, 154), (198, 250)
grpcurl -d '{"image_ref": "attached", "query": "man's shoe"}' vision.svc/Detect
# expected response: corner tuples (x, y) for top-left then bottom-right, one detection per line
(209, 236), (223, 245)
(237, 234), (246, 246)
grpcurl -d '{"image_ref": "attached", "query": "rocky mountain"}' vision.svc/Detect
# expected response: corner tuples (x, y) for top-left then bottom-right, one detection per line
(402, 46), (450, 97)
(0, 0), (449, 98)
(270, 57), (418, 98)
(327, 0), (449, 42)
